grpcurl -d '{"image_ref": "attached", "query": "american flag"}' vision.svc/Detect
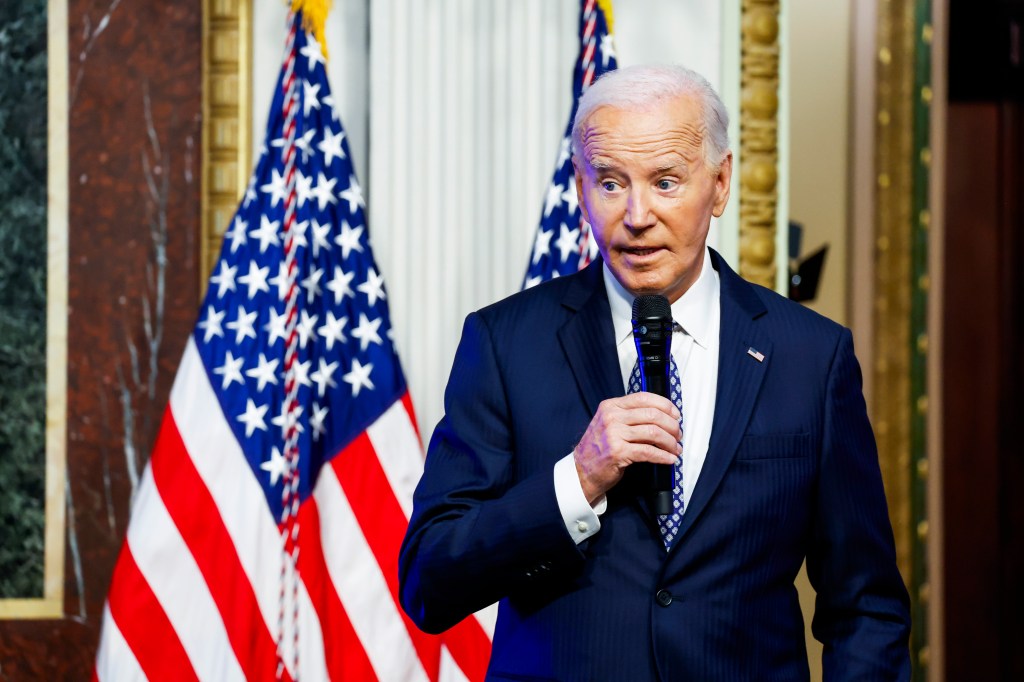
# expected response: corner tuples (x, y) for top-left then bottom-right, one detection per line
(94, 10), (489, 682)
(522, 0), (618, 289)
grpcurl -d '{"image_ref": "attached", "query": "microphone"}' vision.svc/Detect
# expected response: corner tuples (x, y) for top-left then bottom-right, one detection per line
(631, 294), (675, 516)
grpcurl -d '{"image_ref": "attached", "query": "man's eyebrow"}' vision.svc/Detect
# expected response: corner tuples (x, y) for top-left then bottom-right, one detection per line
(653, 162), (685, 174)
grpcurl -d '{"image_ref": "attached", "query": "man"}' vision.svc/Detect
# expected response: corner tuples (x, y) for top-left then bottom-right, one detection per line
(399, 65), (910, 681)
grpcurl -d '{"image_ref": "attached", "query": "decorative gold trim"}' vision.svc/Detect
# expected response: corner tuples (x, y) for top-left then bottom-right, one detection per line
(738, 0), (780, 288)
(873, 0), (916, 599)
(201, 0), (252, 292)
(0, 0), (68, 620)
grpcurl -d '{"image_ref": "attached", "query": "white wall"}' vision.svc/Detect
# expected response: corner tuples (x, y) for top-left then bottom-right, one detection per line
(253, 0), (739, 443)
(788, 0), (852, 326)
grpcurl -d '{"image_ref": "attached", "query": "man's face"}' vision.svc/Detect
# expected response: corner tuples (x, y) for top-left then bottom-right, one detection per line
(573, 94), (732, 303)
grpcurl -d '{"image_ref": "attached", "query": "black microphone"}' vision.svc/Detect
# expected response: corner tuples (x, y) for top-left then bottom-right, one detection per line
(631, 294), (675, 516)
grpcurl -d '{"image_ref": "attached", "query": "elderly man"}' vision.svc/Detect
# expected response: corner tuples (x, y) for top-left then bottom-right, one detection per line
(399, 65), (910, 681)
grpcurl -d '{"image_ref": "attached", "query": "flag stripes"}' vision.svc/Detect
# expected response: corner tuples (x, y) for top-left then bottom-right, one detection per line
(105, 547), (200, 682)
(149, 413), (286, 681)
(332, 433), (442, 678)
(313, 464), (432, 682)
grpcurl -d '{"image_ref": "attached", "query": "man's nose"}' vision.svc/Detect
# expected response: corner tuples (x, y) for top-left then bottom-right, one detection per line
(624, 187), (655, 230)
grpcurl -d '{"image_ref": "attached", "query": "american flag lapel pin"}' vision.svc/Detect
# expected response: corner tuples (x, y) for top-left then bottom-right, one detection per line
(746, 347), (765, 363)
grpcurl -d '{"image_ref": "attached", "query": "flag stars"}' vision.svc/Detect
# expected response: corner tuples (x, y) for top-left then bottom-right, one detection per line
(297, 310), (319, 348)
(243, 176), (258, 207)
(210, 261), (237, 298)
(358, 268), (387, 306)
(261, 168), (288, 208)
(310, 357), (339, 397)
(311, 219), (332, 258)
(561, 184), (580, 215)
(556, 136), (572, 167)
(198, 305), (225, 342)
(335, 221), (364, 259)
(237, 398), (269, 437)
(600, 33), (616, 67)
(299, 36), (325, 70)
(226, 306), (258, 344)
(351, 313), (383, 352)
(554, 223), (581, 263)
(272, 404), (304, 436)
(288, 220), (309, 251)
(246, 353), (280, 391)
(343, 358), (374, 397)
(250, 215), (282, 254)
(531, 227), (553, 265)
(238, 260), (270, 299)
(322, 94), (340, 121)
(260, 447), (287, 486)
(296, 169), (314, 207)
(301, 267), (324, 303)
(318, 129), (346, 167)
(292, 358), (312, 388)
(339, 175), (365, 213)
(303, 80), (321, 117)
(544, 182), (564, 217)
(295, 129), (316, 163)
(317, 311), (348, 351)
(312, 172), (338, 211)
(269, 263), (291, 301)
(226, 216), (248, 253)
(213, 350), (245, 390)
(326, 266), (355, 304)
(264, 306), (288, 346)
(309, 402), (329, 441)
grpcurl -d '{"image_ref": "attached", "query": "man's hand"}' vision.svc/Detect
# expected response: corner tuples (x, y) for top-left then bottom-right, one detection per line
(574, 393), (682, 504)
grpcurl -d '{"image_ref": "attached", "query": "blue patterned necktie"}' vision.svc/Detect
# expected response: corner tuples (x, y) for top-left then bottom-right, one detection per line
(627, 356), (684, 549)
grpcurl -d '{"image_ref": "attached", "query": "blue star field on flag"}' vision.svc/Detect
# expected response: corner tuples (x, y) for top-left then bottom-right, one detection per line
(522, 0), (617, 289)
(195, 17), (406, 522)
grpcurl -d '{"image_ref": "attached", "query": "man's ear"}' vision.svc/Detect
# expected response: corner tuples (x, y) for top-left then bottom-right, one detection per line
(572, 158), (590, 224)
(711, 151), (733, 218)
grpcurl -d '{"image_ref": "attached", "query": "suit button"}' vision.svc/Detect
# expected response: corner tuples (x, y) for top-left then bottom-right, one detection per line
(655, 589), (672, 607)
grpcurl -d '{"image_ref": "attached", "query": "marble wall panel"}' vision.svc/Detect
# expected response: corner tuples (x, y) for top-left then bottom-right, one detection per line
(0, 0), (202, 675)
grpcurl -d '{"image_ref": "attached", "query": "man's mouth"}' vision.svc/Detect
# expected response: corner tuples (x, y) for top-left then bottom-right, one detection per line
(622, 246), (661, 257)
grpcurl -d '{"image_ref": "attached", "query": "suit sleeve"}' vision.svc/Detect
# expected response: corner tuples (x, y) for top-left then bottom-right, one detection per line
(807, 328), (912, 681)
(398, 311), (586, 634)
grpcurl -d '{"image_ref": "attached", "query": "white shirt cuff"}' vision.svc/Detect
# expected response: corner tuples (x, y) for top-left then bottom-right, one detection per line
(553, 453), (605, 544)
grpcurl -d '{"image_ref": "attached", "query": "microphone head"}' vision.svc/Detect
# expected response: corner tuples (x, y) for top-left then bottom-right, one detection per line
(631, 294), (671, 322)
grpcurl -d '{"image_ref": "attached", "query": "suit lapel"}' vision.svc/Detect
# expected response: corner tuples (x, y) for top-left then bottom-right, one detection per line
(671, 250), (771, 547)
(556, 259), (623, 414)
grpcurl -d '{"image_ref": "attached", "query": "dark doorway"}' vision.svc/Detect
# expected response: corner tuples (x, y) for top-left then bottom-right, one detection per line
(943, 1), (1024, 679)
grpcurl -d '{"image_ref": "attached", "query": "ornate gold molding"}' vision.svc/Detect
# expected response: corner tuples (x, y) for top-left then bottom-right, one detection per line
(738, 0), (780, 288)
(873, 0), (916, 600)
(874, 0), (933, 675)
(201, 0), (252, 290)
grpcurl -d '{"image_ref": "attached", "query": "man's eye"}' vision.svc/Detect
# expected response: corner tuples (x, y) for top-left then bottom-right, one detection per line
(601, 181), (619, 191)
(657, 179), (676, 190)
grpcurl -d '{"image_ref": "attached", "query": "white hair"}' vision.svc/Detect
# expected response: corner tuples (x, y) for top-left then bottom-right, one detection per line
(571, 64), (731, 172)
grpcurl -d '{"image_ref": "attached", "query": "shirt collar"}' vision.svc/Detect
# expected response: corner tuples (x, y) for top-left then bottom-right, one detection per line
(603, 246), (718, 350)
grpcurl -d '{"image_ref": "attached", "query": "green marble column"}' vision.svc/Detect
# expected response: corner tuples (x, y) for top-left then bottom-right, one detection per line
(0, 0), (47, 600)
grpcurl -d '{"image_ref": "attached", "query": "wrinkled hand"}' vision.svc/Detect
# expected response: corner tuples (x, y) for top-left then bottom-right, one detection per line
(574, 392), (682, 504)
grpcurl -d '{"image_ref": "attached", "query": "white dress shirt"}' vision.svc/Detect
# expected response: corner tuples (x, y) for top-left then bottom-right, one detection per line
(554, 247), (721, 544)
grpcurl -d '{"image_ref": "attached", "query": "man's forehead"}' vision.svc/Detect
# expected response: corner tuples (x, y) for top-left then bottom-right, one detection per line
(579, 98), (706, 166)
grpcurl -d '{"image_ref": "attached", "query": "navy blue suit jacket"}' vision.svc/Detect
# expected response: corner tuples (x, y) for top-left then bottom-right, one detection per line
(399, 250), (910, 681)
